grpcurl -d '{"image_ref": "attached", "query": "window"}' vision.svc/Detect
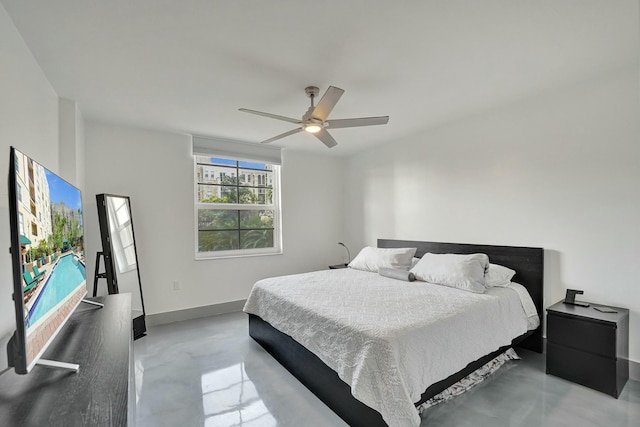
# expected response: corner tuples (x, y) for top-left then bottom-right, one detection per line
(195, 156), (281, 259)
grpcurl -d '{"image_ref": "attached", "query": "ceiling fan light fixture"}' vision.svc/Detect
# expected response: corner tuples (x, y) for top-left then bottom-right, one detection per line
(304, 123), (322, 133)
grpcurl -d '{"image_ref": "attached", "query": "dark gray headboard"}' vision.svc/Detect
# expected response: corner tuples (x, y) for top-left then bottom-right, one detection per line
(378, 239), (544, 353)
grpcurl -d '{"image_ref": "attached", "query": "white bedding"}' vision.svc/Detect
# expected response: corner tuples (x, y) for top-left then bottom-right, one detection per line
(243, 268), (538, 427)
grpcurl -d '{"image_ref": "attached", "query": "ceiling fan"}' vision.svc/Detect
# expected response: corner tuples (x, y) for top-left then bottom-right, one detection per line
(239, 86), (389, 148)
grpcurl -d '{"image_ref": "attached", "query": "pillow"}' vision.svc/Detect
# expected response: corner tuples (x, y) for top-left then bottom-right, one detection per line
(485, 263), (516, 287)
(410, 253), (489, 293)
(379, 267), (416, 282)
(348, 246), (417, 272)
(411, 257), (420, 268)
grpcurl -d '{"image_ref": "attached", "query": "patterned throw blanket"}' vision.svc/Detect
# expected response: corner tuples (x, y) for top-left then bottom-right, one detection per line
(417, 348), (520, 412)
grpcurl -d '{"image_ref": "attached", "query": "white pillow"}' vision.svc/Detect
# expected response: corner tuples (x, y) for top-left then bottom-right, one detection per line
(411, 257), (420, 268)
(485, 263), (516, 287)
(410, 253), (489, 293)
(348, 246), (417, 272)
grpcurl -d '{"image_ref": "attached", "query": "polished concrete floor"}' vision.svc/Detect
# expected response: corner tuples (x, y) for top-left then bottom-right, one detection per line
(134, 311), (639, 427)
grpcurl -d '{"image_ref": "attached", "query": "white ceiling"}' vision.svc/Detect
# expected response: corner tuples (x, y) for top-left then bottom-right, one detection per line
(3, 0), (637, 156)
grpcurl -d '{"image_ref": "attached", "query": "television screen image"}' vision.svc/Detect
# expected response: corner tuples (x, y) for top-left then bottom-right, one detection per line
(7, 147), (87, 374)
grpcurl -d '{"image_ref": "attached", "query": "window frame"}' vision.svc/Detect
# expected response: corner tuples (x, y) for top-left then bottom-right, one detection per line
(194, 156), (282, 260)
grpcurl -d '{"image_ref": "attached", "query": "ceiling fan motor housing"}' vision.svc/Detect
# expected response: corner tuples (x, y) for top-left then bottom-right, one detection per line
(303, 86), (324, 129)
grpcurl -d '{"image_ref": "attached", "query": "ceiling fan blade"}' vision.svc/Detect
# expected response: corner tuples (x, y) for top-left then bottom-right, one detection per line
(314, 128), (338, 148)
(312, 86), (344, 121)
(239, 108), (301, 124)
(261, 128), (302, 144)
(326, 116), (389, 129)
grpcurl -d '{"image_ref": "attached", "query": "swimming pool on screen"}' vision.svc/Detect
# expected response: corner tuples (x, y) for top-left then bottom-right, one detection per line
(27, 254), (86, 327)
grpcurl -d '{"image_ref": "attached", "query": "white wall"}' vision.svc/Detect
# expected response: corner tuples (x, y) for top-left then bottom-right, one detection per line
(0, 4), (60, 368)
(59, 98), (85, 190)
(344, 66), (640, 363)
(84, 122), (344, 315)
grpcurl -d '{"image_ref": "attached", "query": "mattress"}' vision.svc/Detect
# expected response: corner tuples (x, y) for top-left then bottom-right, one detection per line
(243, 268), (538, 427)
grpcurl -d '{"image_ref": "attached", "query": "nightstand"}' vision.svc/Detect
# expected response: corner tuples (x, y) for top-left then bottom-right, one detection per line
(328, 264), (348, 269)
(546, 300), (629, 398)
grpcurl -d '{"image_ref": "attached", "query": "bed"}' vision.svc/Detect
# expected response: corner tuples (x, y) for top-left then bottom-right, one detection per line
(244, 239), (543, 427)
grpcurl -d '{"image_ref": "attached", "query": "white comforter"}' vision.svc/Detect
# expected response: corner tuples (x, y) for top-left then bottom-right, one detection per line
(243, 268), (537, 427)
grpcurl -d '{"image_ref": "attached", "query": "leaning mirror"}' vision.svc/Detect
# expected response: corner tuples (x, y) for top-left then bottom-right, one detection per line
(96, 193), (146, 339)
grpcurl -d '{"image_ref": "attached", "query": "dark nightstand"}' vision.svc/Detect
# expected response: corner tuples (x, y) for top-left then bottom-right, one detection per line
(328, 264), (348, 269)
(546, 300), (629, 398)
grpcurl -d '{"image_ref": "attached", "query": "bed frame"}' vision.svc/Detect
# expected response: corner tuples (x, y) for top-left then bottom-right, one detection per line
(248, 240), (544, 426)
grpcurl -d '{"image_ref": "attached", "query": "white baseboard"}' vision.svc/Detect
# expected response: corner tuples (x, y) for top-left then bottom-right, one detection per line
(146, 299), (246, 327)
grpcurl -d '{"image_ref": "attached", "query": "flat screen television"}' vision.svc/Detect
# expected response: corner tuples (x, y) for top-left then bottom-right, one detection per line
(6, 146), (91, 374)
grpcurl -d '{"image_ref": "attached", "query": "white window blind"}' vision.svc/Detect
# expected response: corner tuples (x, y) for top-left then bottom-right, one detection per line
(192, 135), (282, 166)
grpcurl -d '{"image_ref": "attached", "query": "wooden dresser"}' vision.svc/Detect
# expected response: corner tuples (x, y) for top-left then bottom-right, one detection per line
(546, 300), (629, 398)
(0, 294), (134, 426)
